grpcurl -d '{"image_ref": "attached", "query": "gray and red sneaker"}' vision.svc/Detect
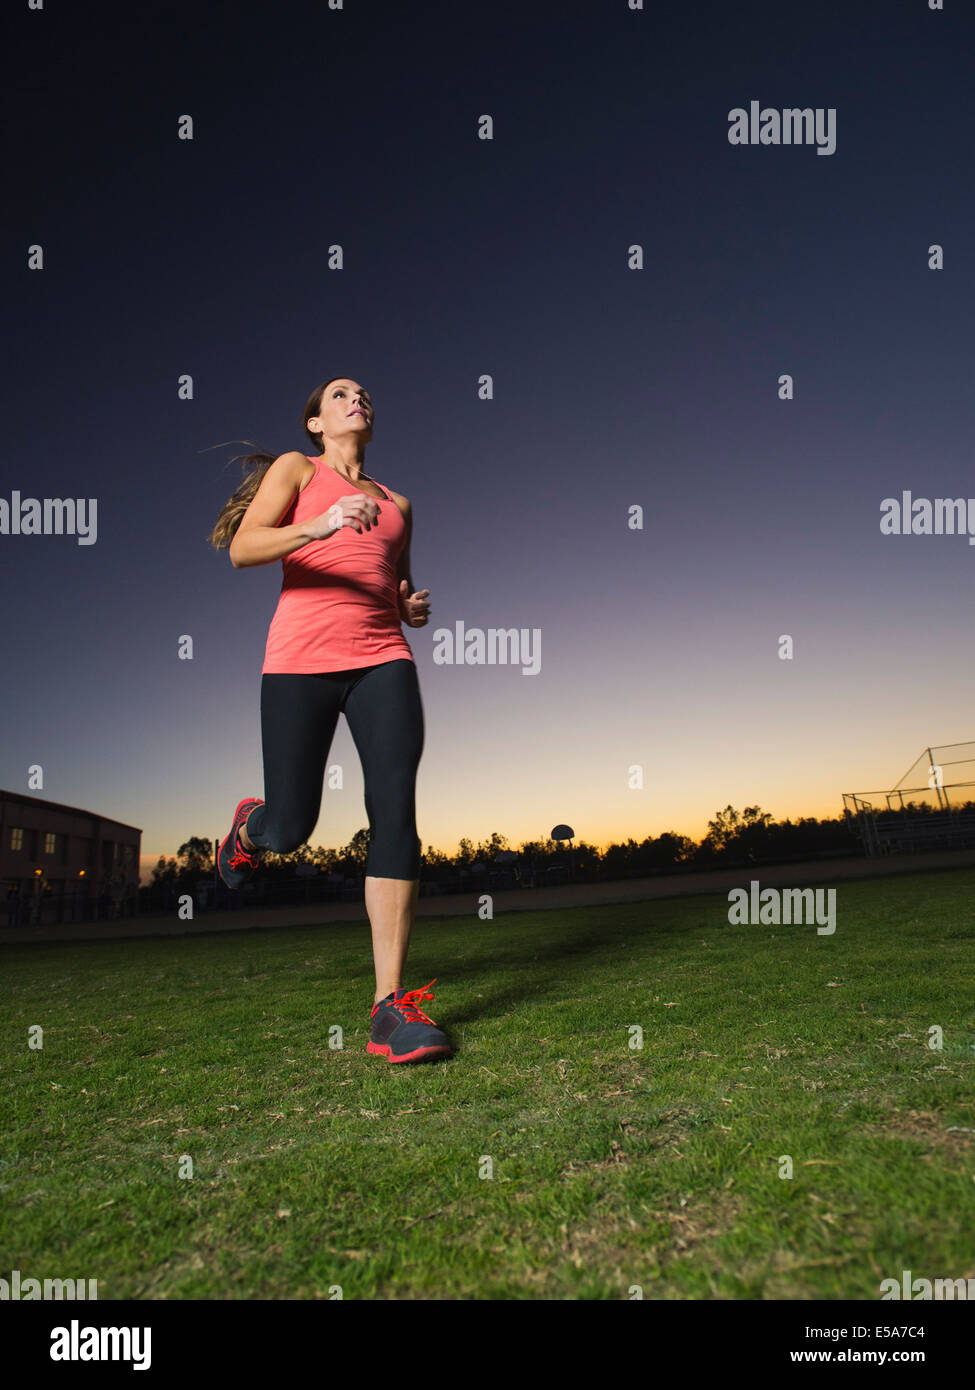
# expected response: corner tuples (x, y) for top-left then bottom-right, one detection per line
(367, 978), (454, 1064)
(217, 798), (264, 889)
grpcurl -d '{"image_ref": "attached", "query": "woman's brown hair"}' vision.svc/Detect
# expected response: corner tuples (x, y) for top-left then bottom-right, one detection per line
(206, 376), (349, 549)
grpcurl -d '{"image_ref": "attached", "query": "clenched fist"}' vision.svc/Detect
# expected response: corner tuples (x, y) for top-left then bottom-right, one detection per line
(398, 580), (431, 627)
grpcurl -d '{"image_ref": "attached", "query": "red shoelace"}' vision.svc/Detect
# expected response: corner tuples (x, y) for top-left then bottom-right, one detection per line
(388, 978), (438, 1024)
(227, 833), (258, 871)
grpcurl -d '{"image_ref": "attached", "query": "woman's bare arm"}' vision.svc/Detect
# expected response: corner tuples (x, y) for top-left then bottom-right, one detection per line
(229, 452), (319, 568)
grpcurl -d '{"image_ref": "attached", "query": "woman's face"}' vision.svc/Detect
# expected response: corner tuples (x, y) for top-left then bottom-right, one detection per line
(309, 380), (374, 445)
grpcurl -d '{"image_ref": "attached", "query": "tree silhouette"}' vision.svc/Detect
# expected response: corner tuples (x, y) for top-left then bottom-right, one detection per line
(704, 805), (773, 854)
(475, 831), (509, 860)
(175, 836), (213, 873)
(340, 828), (371, 869)
(421, 845), (450, 866)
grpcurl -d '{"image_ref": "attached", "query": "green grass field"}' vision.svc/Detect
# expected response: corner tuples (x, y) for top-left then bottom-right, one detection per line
(1, 865), (973, 1300)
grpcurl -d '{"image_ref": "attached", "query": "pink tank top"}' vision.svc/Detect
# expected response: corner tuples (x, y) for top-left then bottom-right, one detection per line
(261, 455), (415, 674)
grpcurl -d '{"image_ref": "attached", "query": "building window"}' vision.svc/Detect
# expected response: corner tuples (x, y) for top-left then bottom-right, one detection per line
(44, 832), (56, 855)
(11, 827), (23, 851)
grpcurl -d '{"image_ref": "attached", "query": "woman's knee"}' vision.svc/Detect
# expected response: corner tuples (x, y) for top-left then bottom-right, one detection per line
(366, 831), (421, 879)
(255, 816), (315, 855)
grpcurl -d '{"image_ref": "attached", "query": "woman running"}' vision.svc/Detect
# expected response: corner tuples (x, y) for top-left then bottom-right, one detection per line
(207, 376), (452, 1065)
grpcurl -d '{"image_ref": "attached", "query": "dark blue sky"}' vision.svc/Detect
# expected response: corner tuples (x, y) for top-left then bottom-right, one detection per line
(6, 0), (973, 879)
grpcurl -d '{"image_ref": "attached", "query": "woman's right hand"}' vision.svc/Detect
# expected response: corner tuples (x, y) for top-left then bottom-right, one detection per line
(306, 492), (381, 539)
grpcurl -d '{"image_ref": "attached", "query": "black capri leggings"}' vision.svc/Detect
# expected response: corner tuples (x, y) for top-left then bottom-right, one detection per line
(244, 658), (424, 879)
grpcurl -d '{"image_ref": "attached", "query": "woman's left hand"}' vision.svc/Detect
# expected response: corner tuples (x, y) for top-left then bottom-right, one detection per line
(398, 580), (431, 627)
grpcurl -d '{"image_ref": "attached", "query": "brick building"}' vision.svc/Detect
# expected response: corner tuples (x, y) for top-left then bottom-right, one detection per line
(1, 790), (141, 927)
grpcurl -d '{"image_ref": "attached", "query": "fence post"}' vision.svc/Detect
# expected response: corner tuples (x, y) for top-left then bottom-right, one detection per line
(927, 747), (948, 811)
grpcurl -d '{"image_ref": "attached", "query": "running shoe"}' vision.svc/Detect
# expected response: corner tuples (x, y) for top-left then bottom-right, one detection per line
(367, 978), (454, 1063)
(217, 798), (264, 889)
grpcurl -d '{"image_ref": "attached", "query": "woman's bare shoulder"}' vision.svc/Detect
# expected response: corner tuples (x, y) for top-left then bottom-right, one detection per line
(382, 485), (410, 518)
(276, 450), (316, 494)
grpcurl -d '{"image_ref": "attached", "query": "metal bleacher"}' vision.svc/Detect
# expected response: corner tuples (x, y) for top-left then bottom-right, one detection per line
(843, 743), (975, 857)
